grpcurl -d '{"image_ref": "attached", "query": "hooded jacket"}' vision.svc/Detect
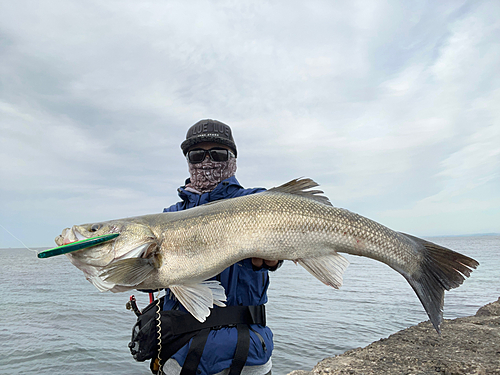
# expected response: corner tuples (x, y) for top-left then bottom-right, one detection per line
(162, 176), (273, 375)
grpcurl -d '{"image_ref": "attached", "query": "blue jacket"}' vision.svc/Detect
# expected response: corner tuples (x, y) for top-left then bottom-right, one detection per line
(162, 176), (273, 375)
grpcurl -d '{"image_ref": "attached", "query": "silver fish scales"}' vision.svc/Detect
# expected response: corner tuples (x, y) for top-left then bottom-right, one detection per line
(56, 178), (478, 331)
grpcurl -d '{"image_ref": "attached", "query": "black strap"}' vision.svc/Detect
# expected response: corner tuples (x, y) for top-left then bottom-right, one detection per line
(180, 324), (251, 375)
(228, 324), (250, 375)
(161, 306), (265, 375)
(179, 328), (210, 375)
(247, 305), (266, 327)
(171, 305), (266, 335)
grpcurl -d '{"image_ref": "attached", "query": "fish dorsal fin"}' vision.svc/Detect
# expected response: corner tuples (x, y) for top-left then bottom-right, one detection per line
(268, 178), (332, 206)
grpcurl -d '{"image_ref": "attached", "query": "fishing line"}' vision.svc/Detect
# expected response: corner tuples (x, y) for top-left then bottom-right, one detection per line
(0, 224), (38, 256)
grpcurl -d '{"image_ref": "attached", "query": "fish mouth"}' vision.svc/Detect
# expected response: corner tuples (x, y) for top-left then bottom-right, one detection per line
(61, 227), (88, 245)
(59, 225), (154, 259)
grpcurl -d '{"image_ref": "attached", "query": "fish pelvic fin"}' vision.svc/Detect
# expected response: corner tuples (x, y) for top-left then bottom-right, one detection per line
(170, 281), (227, 323)
(401, 233), (479, 334)
(89, 274), (117, 292)
(296, 253), (350, 289)
(99, 257), (156, 286)
(268, 178), (332, 206)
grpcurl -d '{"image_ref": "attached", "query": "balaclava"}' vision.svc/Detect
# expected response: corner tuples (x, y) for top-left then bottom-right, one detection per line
(181, 119), (238, 194)
(185, 156), (237, 193)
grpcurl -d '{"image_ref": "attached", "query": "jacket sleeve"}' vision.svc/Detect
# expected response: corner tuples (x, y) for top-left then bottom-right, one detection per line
(163, 201), (184, 212)
(228, 186), (266, 198)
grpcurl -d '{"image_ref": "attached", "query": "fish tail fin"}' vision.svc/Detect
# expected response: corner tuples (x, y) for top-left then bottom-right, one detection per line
(99, 257), (156, 286)
(401, 233), (479, 333)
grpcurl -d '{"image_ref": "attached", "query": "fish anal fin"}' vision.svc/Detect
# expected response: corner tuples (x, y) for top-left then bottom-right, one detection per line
(268, 178), (332, 206)
(297, 253), (350, 289)
(400, 233), (479, 334)
(170, 281), (227, 322)
(99, 258), (155, 286)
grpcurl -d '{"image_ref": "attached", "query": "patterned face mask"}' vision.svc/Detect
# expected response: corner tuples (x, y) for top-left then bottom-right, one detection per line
(185, 157), (237, 193)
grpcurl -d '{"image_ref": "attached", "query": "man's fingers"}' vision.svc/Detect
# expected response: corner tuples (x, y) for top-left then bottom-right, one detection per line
(264, 260), (278, 267)
(252, 258), (264, 267)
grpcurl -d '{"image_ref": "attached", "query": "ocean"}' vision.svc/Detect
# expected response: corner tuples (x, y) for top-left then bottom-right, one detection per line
(0, 235), (498, 374)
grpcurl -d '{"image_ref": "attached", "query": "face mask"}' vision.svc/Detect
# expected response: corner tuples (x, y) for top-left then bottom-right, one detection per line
(185, 157), (237, 193)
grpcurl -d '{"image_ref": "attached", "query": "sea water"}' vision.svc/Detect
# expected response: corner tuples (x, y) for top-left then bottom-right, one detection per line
(0, 235), (498, 374)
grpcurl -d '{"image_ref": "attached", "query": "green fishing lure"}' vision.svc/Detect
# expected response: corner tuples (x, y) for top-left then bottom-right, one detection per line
(37, 233), (120, 259)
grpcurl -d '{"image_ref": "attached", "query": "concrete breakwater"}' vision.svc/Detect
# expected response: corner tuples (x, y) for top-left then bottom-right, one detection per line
(288, 298), (500, 375)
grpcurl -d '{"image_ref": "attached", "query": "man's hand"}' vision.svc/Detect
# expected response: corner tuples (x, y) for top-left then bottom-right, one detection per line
(252, 258), (279, 268)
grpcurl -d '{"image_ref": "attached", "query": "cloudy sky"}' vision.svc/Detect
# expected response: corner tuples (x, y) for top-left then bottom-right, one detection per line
(1, 0), (499, 248)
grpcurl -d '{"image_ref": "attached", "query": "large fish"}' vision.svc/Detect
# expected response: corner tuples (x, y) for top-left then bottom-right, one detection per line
(55, 178), (478, 332)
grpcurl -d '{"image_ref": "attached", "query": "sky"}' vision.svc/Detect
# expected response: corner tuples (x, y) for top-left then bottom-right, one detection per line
(1, 0), (499, 248)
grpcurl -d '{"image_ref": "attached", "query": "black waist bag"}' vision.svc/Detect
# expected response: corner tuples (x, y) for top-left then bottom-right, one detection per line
(129, 297), (266, 363)
(129, 298), (198, 362)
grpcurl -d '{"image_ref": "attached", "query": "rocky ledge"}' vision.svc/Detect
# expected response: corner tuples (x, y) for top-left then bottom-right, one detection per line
(288, 298), (500, 375)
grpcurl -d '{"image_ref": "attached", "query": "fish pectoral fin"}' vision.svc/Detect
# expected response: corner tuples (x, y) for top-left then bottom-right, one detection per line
(170, 281), (227, 323)
(99, 258), (155, 286)
(117, 242), (155, 260)
(297, 253), (350, 289)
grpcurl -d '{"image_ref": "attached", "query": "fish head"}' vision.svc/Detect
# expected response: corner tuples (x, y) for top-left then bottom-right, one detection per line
(55, 218), (159, 268)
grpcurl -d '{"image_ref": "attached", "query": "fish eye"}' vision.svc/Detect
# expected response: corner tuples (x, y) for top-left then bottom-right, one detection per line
(90, 223), (103, 232)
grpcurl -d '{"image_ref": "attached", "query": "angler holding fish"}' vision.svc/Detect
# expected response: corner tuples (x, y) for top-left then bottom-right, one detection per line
(55, 120), (282, 375)
(50, 119), (478, 375)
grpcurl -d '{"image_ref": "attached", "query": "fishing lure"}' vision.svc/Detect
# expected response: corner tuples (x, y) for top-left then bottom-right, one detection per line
(37, 233), (120, 259)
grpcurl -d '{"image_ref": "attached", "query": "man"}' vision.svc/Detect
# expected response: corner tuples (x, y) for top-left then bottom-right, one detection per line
(160, 119), (281, 375)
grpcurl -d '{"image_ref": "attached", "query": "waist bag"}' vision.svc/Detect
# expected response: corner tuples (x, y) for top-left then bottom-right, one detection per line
(129, 297), (266, 375)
